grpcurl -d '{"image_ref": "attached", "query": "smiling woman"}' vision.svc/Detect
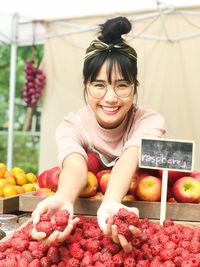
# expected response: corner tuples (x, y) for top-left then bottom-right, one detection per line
(31, 16), (166, 250)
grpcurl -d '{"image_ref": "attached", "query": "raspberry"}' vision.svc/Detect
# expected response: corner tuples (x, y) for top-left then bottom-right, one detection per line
(163, 241), (177, 250)
(69, 242), (84, 260)
(106, 243), (120, 255)
(132, 237), (142, 248)
(99, 252), (112, 263)
(21, 250), (33, 262)
(40, 214), (51, 221)
(163, 219), (174, 227)
(40, 256), (52, 267)
(35, 220), (55, 236)
(4, 258), (17, 267)
(81, 251), (93, 266)
(136, 259), (150, 266)
(162, 260), (175, 267)
(138, 218), (149, 230)
(93, 252), (101, 262)
(95, 262), (106, 267)
(66, 258), (80, 267)
(85, 238), (101, 253)
(124, 256), (136, 267)
(118, 208), (139, 226)
(112, 253), (123, 266)
(160, 249), (176, 261)
(11, 237), (29, 252)
(17, 258), (29, 267)
(28, 259), (41, 267)
(55, 209), (70, 227)
(47, 246), (61, 264)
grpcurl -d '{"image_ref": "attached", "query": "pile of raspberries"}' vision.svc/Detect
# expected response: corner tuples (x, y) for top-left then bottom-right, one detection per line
(0, 208), (199, 266)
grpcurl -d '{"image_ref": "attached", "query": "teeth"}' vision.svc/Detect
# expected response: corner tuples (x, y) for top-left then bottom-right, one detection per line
(102, 106), (119, 112)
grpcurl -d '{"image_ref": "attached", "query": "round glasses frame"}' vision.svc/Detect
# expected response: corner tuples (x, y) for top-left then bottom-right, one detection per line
(87, 81), (134, 99)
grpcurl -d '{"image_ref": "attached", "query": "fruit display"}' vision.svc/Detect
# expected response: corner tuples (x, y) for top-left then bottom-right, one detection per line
(0, 208), (200, 266)
(35, 154), (200, 204)
(0, 163), (38, 197)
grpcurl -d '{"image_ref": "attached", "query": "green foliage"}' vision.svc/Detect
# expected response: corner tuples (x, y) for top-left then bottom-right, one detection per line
(0, 44), (44, 174)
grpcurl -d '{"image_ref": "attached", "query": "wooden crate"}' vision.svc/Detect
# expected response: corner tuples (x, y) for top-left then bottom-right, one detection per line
(19, 192), (200, 222)
(0, 195), (19, 214)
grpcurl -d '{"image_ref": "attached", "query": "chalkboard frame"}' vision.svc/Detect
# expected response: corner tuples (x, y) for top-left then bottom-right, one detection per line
(139, 138), (195, 172)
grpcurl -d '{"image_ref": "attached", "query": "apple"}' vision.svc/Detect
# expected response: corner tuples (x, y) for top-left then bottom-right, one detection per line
(122, 194), (135, 202)
(173, 176), (200, 203)
(99, 173), (111, 194)
(89, 192), (104, 200)
(135, 176), (162, 202)
(38, 170), (48, 188)
(96, 169), (111, 182)
(167, 197), (177, 203)
(45, 166), (61, 192)
(79, 171), (98, 198)
(87, 153), (100, 174)
(34, 188), (54, 197)
(190, 171), (200, 182)
(159, 170), (191, 186)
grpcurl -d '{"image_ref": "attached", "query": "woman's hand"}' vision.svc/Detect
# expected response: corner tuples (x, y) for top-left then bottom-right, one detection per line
(31, 193), (78, 244)
(97, 198), (140, 252)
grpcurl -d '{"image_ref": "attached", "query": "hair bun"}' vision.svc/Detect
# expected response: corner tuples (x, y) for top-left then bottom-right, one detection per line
(99, 16), (132, 44)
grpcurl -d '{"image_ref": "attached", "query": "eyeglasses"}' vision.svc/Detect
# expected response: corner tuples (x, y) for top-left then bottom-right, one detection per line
(88, 81), (134, 99)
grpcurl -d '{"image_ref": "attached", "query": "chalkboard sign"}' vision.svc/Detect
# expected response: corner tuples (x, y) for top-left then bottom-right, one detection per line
(139, 138), (194, 171)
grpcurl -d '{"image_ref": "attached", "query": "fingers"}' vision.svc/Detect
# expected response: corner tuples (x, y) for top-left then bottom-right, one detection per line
(111, 224), (119, 244)
(31, 226), (46, 240)
(104, 214), (114, 236)
(118, 234), (132, 253)
(129, 225), (141, 236)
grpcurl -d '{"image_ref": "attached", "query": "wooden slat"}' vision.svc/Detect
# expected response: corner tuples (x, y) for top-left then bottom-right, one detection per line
(0, 195), (19, 214)
(19, 193), (200, 222)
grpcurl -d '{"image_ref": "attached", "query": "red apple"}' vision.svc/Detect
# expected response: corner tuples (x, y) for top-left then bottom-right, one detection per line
(87, 153), (100, 175)
(89, 192), (104, 200)
(190, 171), (200, 182)
(135, 176), (162, 202)
(79, 171), (98, 198)
(173, 176), (200, 203)
(99, 173), (111, 194)
(167, 197), (177, 203)
(96, 169), (111, 182)
(37, 170), (48, 188)
(45, 166), (61, 192)
(159, 170), (191, 186)
(34, 188), (53, 197)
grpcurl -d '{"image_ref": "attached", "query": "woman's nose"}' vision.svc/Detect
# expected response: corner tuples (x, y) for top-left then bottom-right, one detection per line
(103, 87), (118, 101)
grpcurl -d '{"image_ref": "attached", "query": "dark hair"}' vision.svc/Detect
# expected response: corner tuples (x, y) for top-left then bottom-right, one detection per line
(83, 16), (139, 96)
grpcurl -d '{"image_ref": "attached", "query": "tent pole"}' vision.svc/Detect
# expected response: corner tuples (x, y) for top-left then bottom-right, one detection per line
(7, 13), (19, 170)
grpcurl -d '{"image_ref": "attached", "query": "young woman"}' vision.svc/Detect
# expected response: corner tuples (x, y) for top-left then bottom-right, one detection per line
(32, 16), (165, 251)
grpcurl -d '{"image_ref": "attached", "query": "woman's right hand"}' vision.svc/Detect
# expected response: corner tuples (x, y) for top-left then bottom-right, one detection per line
(31, 193), (79, 244)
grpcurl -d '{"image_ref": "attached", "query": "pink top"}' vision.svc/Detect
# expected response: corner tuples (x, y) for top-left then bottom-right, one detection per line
(56, 104), (166, 168)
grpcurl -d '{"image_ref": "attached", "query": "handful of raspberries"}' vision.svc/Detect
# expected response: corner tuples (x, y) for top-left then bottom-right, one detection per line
(35, 210), (70, 236)
(113, 208), (139, 240)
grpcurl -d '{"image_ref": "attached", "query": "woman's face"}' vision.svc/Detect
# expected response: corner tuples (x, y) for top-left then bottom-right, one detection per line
(86, 61), (135, 129)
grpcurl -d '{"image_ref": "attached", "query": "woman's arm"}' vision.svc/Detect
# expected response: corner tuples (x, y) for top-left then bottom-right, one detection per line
(104, 145), (139, 202)
(56, 152), (88, 202)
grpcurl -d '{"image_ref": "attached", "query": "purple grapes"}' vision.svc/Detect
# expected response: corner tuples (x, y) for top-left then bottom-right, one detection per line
(23, 60), (46, 107)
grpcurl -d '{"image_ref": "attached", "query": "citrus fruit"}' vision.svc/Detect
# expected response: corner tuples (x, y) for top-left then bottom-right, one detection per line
(26, 173), (37, 183)
(3, 184), (18, 197)
(0, 163), (7, 178)
(11, 167), (25, 175)
(15, 172), (28, 186)
(0, 188), (3, 197)
(0, 178), (9, 189)
(22, 183), (35, 192)
(14, 185), (25, 194)
(6, 176), (16, 185)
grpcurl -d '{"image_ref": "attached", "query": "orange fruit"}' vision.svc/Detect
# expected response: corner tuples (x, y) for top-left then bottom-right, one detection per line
(6, 176), (16, 185)
(26, 173), (37, 183)
(14, 185), (25, 194)
(0, 178), (9, 189)
(15, 172), (27, 186)
(22, 183), (35, 193)
(11, 167), (25, 175)
(0, 163), (7, 178)
(0, 188), (4, 197)
(4, 171), (15, 178)
(3, 184), (17, 197)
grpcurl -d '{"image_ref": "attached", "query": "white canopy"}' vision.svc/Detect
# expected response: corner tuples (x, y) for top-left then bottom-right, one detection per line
(1, 0), (200, 45)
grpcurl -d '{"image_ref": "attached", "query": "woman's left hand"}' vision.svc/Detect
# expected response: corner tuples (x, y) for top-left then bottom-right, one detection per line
(97, 198), (140, 253)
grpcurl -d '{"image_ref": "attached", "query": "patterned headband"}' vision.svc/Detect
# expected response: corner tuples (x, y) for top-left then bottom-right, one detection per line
(84, 38), (137, 62)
